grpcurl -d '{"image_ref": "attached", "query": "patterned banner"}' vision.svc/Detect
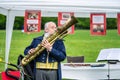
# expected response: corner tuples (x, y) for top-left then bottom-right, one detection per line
(24, 10), (41, 32)
(58, 12), (74, 34)
(90, 13), (106, 35)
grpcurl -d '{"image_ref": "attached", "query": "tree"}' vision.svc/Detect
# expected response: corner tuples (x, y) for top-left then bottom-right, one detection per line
(0, 14), (6, 29)
(107, 18), (117, 29)
(14, 17), (24, 29)
(76, 18), (90, 29)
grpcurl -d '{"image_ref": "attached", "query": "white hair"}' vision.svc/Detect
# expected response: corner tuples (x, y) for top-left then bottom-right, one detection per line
(44, 21), (56, 29)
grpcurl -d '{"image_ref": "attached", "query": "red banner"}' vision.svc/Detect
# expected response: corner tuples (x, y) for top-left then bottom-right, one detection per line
(117, 13), (120, 35)
(24, 10), (41, 33)
(90, 13), (106, 35)
(58, 12), (74, 34)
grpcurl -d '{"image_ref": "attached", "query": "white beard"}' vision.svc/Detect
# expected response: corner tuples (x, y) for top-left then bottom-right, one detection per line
(43, 33), (50, 40)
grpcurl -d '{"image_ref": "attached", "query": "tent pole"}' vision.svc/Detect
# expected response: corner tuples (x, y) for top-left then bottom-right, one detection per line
(5, 9), (15, 69)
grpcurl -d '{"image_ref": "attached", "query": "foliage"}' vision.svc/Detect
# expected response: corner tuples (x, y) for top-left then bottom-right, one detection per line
(14, 17), (24, 29)
(0, 14), (6, 29)
(76, 18), (90, 29)
(107, 18), (117, 29)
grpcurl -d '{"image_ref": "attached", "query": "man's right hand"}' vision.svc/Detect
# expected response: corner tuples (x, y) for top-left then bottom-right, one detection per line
(28, 48), (35, 54)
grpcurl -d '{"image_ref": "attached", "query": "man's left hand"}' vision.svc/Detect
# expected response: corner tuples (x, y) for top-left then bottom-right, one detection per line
(41, 40), (52, 51)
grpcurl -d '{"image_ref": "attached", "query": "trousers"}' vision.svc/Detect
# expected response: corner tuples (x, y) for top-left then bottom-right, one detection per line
(36, 69), (57, 80)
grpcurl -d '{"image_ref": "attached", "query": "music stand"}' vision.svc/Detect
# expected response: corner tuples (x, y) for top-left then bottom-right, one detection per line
(96, 48), (120, 80)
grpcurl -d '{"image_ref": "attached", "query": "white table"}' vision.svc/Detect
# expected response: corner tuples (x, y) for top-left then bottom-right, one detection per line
(61, 62), (120, 80)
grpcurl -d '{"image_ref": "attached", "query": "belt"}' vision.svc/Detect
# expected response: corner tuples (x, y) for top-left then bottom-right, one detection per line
(36, 62), (58, 69)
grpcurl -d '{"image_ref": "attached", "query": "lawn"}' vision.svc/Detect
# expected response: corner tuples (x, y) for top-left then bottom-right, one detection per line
(0, 29), (120, 79)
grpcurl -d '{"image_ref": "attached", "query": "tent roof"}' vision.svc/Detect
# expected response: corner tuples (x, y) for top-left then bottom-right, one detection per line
(0, 0), (120, 18)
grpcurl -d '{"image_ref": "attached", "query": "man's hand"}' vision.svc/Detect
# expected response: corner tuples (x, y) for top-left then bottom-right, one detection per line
(41, 40), (52, 51)
(28, 48), (35, 54)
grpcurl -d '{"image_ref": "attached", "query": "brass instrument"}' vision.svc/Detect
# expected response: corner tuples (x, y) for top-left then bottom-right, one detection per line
(21, 16), (78, 66)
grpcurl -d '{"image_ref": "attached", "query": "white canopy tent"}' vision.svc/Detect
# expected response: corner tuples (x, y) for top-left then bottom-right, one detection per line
(0, 0), (120, 69)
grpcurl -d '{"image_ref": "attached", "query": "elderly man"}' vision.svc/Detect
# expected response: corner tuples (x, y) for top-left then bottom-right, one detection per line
(24, 22), (66, 80)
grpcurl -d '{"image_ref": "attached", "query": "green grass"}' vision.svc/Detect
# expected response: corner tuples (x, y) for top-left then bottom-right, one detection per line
(0, 29), (120, 74)
(64, 30), (120, 62)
